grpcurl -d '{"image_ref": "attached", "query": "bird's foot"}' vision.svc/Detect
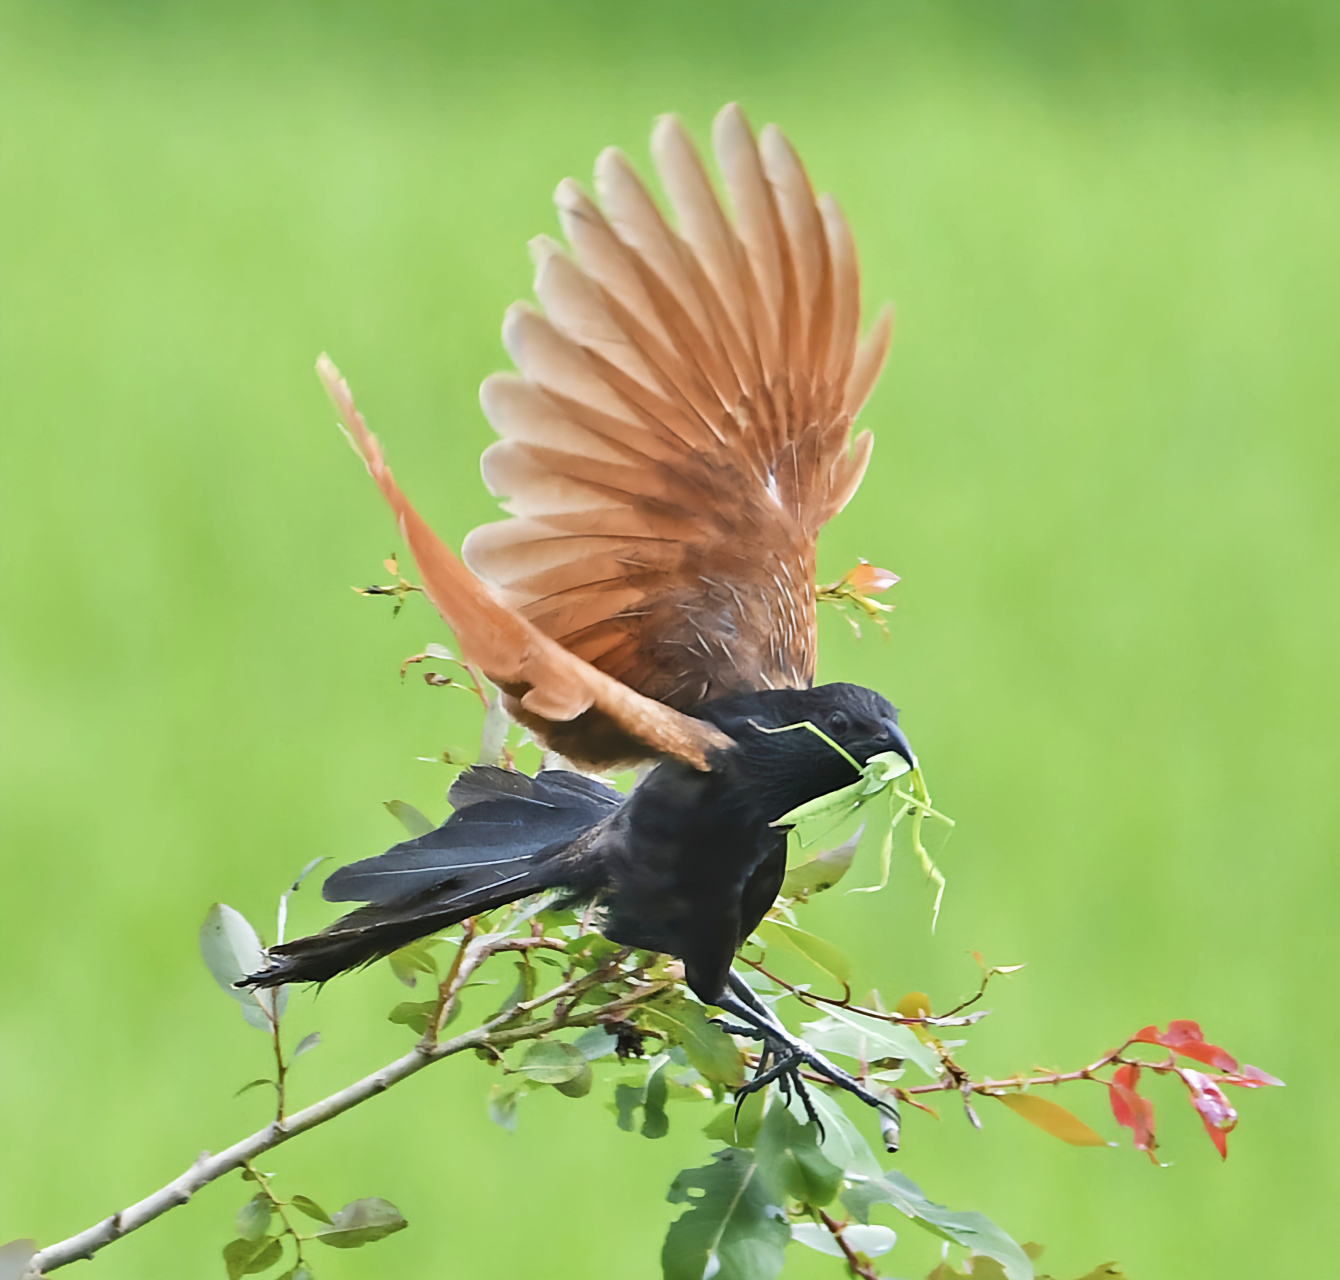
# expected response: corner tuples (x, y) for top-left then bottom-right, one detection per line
(714, 974), (900, 1149)
(732, 1034), (824, 1133)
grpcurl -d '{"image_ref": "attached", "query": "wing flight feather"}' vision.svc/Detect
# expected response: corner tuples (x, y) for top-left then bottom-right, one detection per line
(464, 104), (890, 711)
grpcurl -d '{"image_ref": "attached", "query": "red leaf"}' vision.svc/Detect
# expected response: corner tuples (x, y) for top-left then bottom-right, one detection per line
(843, 561), (899, 594)
(1132, 1020), (1237, 1071)
(1108, 1064), (1157, 1161)
(1179, 1068), (1238, 1160)
(1222, 1063), (1285, 1089)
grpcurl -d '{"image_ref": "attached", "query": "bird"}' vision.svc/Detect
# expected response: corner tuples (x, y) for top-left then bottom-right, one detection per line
(243, 103), (912, 1130)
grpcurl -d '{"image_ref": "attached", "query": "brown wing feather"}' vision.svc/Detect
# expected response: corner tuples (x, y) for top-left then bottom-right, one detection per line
(463, 104), (890, 711)
(317, 355), (731, 771)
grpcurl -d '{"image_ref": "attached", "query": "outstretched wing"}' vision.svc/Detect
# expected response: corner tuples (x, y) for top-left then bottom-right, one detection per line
(320, 356), (732, 772)
(463, 104), (890, 711)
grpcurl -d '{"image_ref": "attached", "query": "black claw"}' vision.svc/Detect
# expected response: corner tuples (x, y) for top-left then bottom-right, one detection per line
(715, 971), (903, 1144)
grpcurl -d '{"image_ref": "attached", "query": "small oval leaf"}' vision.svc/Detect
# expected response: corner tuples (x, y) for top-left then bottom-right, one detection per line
(290, 1194), (333, 1224)
(314, 1197), (408, 1249)
(518, 1039), (587, 1085)
(235, 1194), (272, 1241)
(199, 905), (276, 1031)
(553, 1060), (594, 1097)
(291, 1032), (322, 1061)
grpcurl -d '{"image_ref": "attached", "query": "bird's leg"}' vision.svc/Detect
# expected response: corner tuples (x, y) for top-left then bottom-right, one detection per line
(715, 970), (898, 1136)
(714, 988), (823, 1132)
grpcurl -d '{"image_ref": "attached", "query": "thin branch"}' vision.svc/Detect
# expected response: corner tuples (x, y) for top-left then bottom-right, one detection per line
(740, 956), (989, 1028)
(241, 1161), (305, 1267)
(30, 937), (666, 1274)
(819, 1209), (881, 1280)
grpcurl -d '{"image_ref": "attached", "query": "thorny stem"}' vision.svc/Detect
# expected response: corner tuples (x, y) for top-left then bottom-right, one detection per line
(819, 1209), (881, 1280)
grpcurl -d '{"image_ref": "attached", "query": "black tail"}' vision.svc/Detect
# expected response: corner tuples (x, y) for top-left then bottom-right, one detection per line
(241, 766), (622, 987)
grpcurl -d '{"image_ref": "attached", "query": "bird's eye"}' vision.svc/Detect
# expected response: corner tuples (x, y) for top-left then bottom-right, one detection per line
(827, 711), (850, 737)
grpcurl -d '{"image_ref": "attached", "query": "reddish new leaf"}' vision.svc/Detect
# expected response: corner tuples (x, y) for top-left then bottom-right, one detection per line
(1131, 1020), (1237, 1071)
(844, 561), (899, 594)
(1178, 1068), (1238, 1159)
(1222, 1064), (1285, 1089)
(1108, 1064), (1157, 1161)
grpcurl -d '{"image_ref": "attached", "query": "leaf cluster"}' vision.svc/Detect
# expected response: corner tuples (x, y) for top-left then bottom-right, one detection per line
(223, 1166), (405, 1280)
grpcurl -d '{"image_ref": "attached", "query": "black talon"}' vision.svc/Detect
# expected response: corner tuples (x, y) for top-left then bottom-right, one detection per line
(714, 969), (902, 1134)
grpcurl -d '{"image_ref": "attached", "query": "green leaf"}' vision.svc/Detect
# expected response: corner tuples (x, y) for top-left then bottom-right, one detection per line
(614, 1082), (643, 1132)
(518, 1039), (587, 1085)
(639, 995), (743, 1086)
(199, 904), (282, 1031)
(756, 920), (851, 986)
(235, 1078), (274, 1097)
(642, 1059), (669, 1139)
(565, 933), (622, 962)
(290, 1032), (321, 1061)
(781, 829), (861, 898)
(488, 1083), (519, 1131)
(387, 937), (440, 987)
(573, 1026), (620, 1060)
(840, 1169), (1033, 1280)
(702, 1086), (766, 1148)
(314, 1198), (408, 1249)
(801, 1008), (941, 1079)
(790, 1222), (896, 1259)
(773, 775), (869, 835)
(995, 1093), (1109, 1146)
(384, 799), (435, 837)
(222, 1236), (282, 1280)
(662, 1149), (789, 1280)
(554, 1060), (594, 1097)
(289, 1194), (333, 1225)
(246, 1239), (282, 1275)
(235, 1195), (272, 1242)
(784, 1088), (882, 1177)
(774, 749), (912, 837)
(387, 1000), (436, 1035)
(755, 1099), (842, 1207)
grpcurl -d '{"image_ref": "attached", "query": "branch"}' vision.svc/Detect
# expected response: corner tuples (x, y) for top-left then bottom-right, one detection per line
(30, 935), (667, 1274)
(740, 956), (989, 1028)
(818, 1209), (881, 1280)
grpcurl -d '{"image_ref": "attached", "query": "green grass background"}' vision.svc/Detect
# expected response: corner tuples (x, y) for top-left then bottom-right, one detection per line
(2, 2), (1337, 1277)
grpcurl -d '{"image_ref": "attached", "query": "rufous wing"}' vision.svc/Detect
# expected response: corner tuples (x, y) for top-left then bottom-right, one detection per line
(463, 104), (890, 712)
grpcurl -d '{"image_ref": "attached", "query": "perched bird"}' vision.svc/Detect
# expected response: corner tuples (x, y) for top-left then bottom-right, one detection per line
(244, 104), (911, 1127)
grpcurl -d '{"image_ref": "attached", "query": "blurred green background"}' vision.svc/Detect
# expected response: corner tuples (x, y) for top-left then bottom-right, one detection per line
(3, 2), (1337, 1277)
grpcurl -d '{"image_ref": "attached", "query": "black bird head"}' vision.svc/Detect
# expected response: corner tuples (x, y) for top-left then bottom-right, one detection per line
(699, 682), (914, 820)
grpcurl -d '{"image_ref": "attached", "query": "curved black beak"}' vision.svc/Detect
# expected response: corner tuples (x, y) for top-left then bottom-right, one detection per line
(883, 719), (917, 769)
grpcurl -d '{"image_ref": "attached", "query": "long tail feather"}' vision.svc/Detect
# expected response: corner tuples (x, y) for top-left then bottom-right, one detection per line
(241, 768), (621, 987)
